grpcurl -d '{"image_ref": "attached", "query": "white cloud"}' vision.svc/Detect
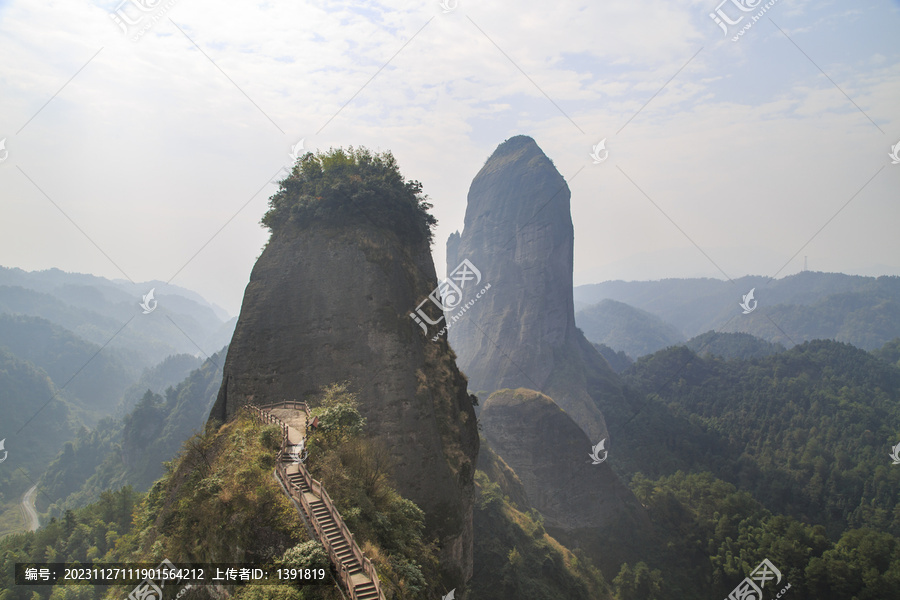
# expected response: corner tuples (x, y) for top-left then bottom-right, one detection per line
(0, 0), (898, 317)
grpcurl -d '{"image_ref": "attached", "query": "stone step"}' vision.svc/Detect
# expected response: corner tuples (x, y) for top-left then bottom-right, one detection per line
(355, 582), (380, 600)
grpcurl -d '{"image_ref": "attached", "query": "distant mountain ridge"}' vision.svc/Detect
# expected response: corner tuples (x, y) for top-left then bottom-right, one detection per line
(0, 265), (236, 365)
(574, 272), (900, 351)
(0, 266), (230, 320)
(0, 314), (141, 422)
(685, 330), (786, 360)
(575, 298), (684, 358)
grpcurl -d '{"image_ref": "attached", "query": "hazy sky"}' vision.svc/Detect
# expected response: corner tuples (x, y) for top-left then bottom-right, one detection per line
(1, 0), (898, 317)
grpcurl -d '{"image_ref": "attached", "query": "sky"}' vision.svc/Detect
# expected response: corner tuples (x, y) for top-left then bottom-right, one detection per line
(1, 0), (898, 317)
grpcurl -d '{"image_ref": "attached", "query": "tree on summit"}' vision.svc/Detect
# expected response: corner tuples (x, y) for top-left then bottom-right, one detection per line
(262, 147), (437, 245)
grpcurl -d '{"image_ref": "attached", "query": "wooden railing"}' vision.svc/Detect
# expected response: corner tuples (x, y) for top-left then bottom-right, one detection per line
(245, 402), (384, 600)
(258, 400), (311, 417)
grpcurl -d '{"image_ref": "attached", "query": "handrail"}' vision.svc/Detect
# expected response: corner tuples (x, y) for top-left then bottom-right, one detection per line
(244, 403), (383, 600)
(257, 399), (312, 418)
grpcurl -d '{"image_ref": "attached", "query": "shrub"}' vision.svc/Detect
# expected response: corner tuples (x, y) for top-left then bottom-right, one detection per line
(279, 541), (330, 572)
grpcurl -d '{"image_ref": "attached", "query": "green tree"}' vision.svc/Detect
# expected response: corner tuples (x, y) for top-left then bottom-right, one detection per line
(613, 562), (664, 600)
(261, 147), (437, 244)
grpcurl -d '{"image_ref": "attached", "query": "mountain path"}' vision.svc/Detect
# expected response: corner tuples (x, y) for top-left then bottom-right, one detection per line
(249, 402), (383, 600)
(21, 485), (38, 532)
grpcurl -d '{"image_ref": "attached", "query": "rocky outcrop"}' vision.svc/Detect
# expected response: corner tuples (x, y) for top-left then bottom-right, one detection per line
(210, 218), (479, 588)
(480, 388), (650, 572)
(446, 135), (623, 442)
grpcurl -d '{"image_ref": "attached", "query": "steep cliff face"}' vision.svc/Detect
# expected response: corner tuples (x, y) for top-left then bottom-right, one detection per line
(446, 135), (622, 442)
(480, 388), (650, 573)
(210, 156), (479, 588)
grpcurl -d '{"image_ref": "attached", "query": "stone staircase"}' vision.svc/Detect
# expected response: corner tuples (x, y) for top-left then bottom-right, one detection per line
(248, 401), (384, 600)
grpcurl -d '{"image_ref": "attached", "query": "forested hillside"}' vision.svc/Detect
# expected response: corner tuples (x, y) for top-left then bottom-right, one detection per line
(601, 339), (900, 539)
(36, 348), (226, 516)
(685, 331), (786, 360)
(0, 314), (141, 421)
(0, 348), (78, 537)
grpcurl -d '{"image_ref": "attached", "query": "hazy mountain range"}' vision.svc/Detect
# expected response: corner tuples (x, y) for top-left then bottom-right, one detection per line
(0, 265), (236, 366)
(575, 272), (900, 356)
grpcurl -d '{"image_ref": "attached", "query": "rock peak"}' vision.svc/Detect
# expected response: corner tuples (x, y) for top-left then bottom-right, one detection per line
(446, 136), (622, 443)
(211, 150), (478, 588)
(487, 134), (542, 160)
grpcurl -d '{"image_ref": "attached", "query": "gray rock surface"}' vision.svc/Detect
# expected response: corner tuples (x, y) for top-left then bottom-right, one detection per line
(446, 135), (623, 442)
(210, 221), (479, 587)
(480, 388), (646, 532)
(480, 388), (650, 572)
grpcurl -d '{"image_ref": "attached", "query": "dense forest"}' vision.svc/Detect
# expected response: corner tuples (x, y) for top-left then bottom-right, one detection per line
(608, 339), (900, 539)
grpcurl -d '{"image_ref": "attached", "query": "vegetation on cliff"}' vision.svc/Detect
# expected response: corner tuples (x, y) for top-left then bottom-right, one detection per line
(469, 456), (612, 600)
(303, 383), (444, 599)
(262, 147), (437, 244)
(0, 382), (462, 599)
